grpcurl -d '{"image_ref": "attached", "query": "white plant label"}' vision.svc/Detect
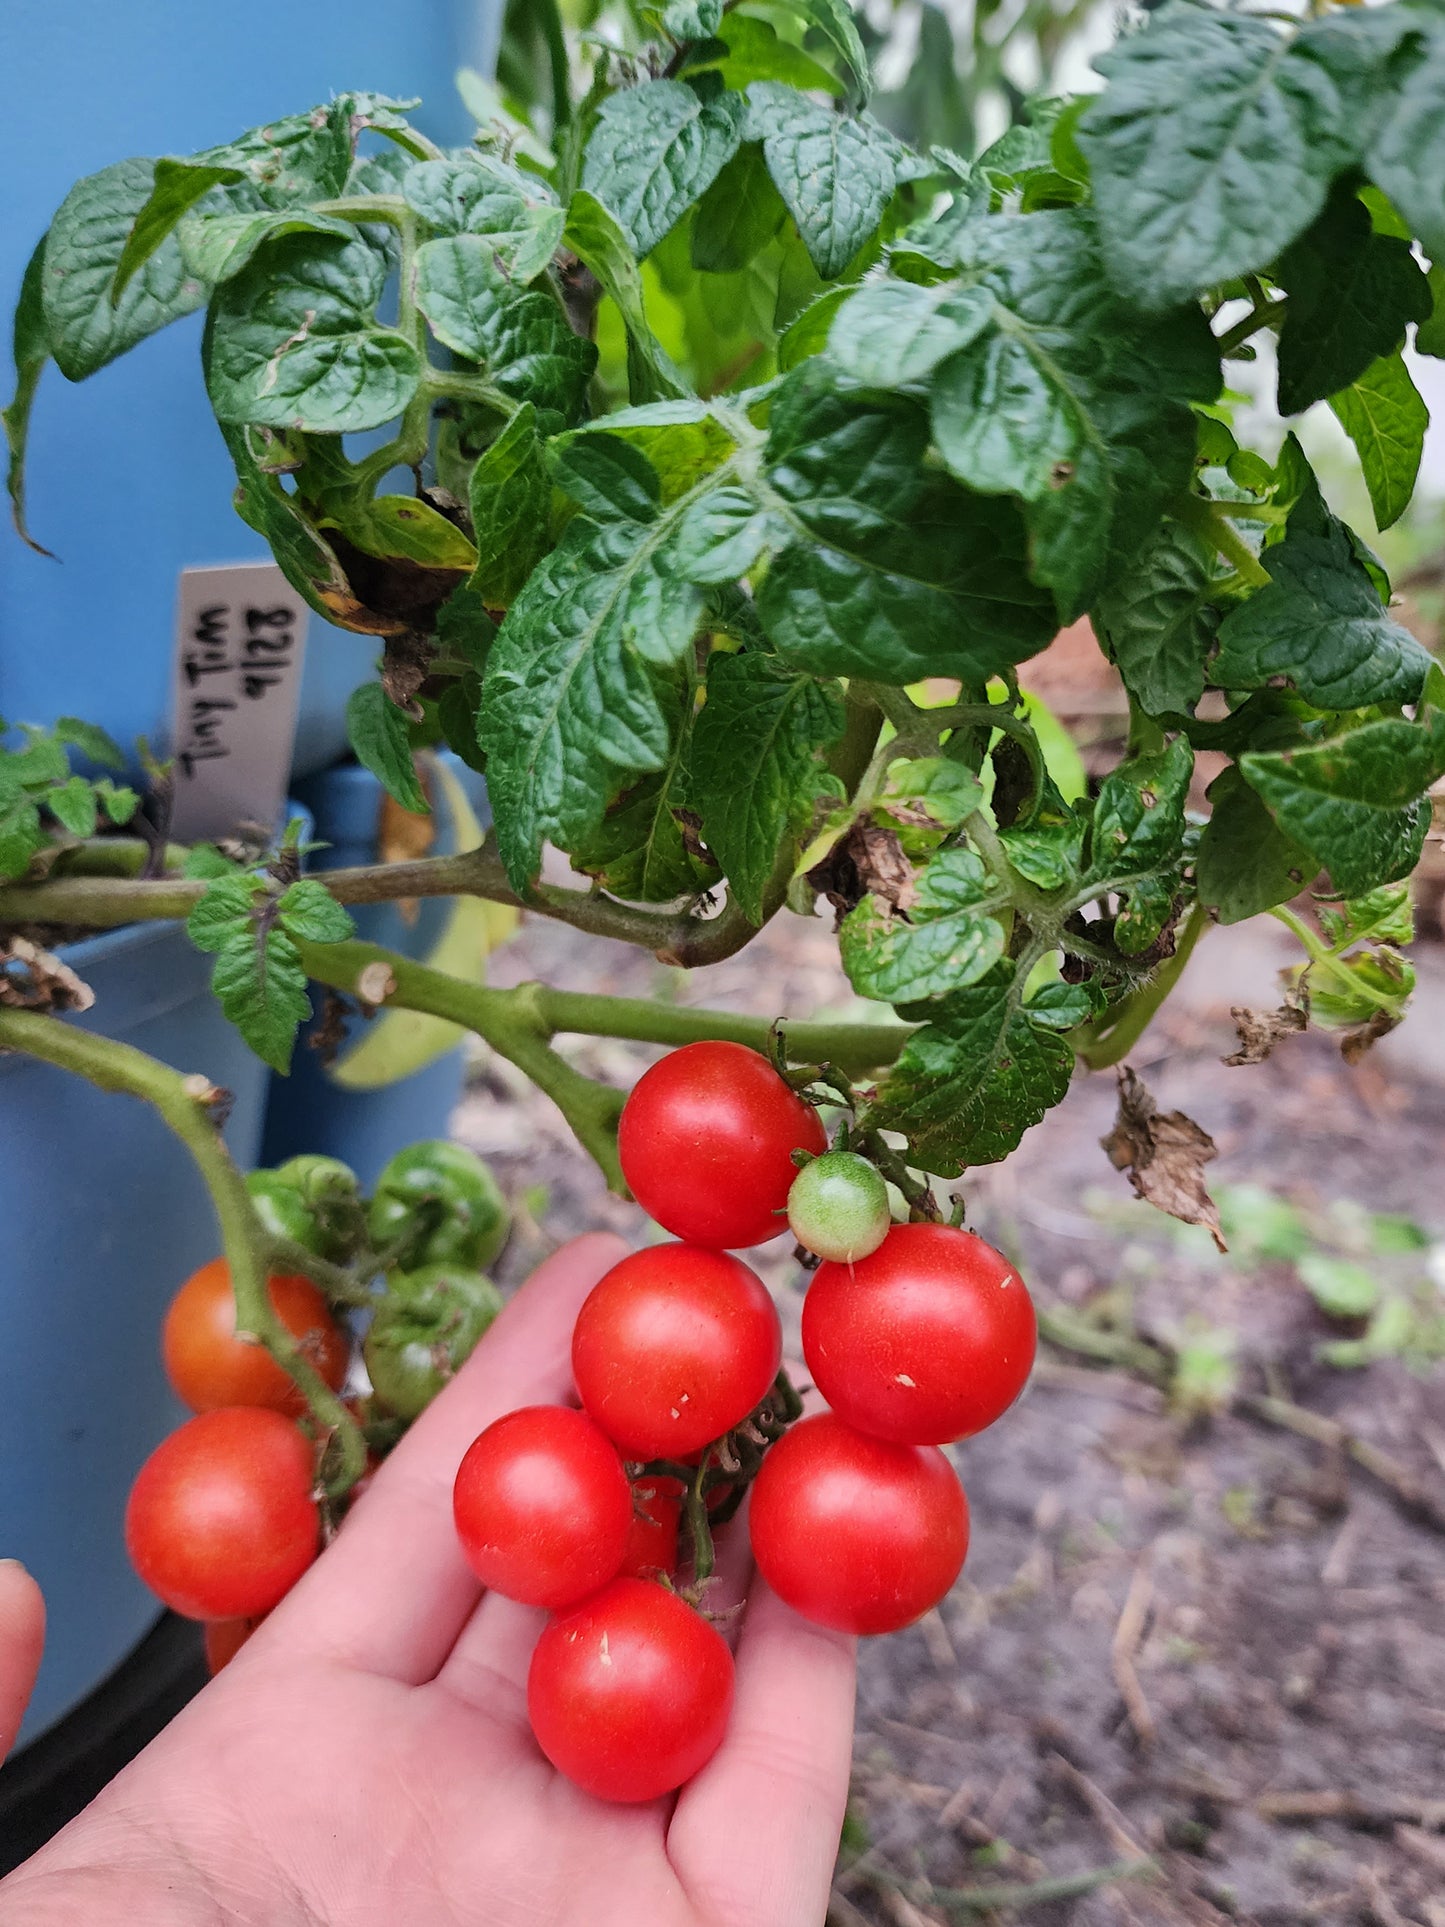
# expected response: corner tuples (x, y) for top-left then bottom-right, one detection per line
(169, 562), (309, 843)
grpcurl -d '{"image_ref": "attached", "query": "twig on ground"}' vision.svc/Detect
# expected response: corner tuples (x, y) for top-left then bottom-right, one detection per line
(1047, 1753), (1151, 1860)
(861, 1857), (1159, 1916)
(1111, 1552), (1157, 1748)
(1256, 1789), (1445, 1830)
(1237, 1395), (1445, 1534)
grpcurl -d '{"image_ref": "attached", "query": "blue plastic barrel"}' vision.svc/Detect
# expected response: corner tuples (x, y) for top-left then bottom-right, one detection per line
(0, 921), (274, 1744)
(260, 754), (493, 1186)
(0, 0), (501, 774)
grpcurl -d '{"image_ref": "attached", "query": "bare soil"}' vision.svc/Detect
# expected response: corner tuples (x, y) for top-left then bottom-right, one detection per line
(458, 907), (1445, 1927)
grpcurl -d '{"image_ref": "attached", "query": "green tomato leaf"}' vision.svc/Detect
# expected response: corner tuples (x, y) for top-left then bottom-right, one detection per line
(868, 960), (1075, 1175)
(55, 717), (125, 766)
(550, 434), (661, 525)
(478, 516), (705, 888)
(669, 485), (775, 585)
(690, 649), (845, 920)
(690, 142), (787, 273)
(0, 797), (44, 880)
(42, 158), (208, 381)
(562, 192), (688, 404)
(329, 492), (478, 572)
(664, 0), (723, 38)
(208, 924), (311, 1075)
(1078, 3), (1393, 309)
(684, 13), (843, 98)
(185, 872), (263, 950)
(1319, 883), (1414, 952)
(277, 876), (355, 945)
(3, 235), (49, 551)
(179, 207), (354, 285)
(1275, 186), (1431, 416)
(185, 103), (355, 209)
(1328, 351), (1428, 532)
(1088, 735), (1193, 883)
(112, 157), (244, 297)
(583, 80), (745, 261)
(755, 363), (1054, 682)
(786, 0), (871, 106)
(217, 420), (391, 635)
(561, 400), (735, 502)
(745, 83), (898, 279)
(465, 404), (553, 606)
(1418, 262), (1445, 360)
(839, 849), (1008, 1004)
(402, 155), (563, 282)
(922, 209), (1219, 619)
(44, 775), (99, 837)
(569, 677), (717, 902)
(346, 683), (430, 815)
(1240, 716), (1445, 899)
(1094, 520), (1221, 719)
(1367, 15), (1445, 261)
(828, 279), (993, 386)
(207, 232), (419, 433)
(413, 236), (596, 419)
(1196, 764), (1313, 925)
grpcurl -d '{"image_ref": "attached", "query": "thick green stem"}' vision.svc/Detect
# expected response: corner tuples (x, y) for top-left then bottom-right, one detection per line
(295, 939), (913, 1185)
(1176, 495), (1271, 590)
(1270, 904), (1401, 1014)
(0, 1009), (366, 1492)
(1070, 900), (1209, 1070)
(1216, 297), (1287, 358)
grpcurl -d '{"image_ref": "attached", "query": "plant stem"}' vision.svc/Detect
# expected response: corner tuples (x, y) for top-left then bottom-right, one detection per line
(0, 1009), (366, 1492)
(1216, 297), (1287, 358)
(1269, 905), (1402, 1015)
(1176, 494), (1271, 590)
(294, 938), (913, 1185)
(1071, 900), (1209, 1069)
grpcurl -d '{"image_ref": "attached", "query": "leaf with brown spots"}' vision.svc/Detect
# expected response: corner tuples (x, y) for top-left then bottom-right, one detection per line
(1223, 986), (1308, 1066)
(1101, 1064), (1225, 1250)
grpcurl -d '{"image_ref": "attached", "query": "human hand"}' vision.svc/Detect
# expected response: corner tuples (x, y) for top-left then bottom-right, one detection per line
(0, 1561), (45, 1763)
(0, 1234), (857, 1927)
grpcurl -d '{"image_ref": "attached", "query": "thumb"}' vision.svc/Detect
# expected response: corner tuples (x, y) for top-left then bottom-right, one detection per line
(0, 1561), (45, 1761)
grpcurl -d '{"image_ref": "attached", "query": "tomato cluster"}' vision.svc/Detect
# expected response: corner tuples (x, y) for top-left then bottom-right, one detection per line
(126, 1140), (507, 1667)
(449, 1040), (1036, 1804)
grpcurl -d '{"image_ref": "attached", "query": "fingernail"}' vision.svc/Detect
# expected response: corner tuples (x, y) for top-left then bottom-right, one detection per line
(0, 1559), (29, 1574)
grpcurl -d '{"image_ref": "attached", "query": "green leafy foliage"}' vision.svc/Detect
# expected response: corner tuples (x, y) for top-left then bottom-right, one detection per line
(0, 719), (136, 879)
(187, 867), (355, 1074)
(8, 3), (1445, 1183)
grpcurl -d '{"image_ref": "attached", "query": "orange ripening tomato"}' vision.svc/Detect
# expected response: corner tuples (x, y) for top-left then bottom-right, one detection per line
(163, 1257), (349, 1415)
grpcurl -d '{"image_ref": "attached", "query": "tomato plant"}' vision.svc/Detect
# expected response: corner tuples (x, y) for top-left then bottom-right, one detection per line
(163, 1259), (349, 1416)
(125, 1408), (320, 1621)
(4, 0), (1445, 1812)
(802, 1224), (1037, 1444)
(571, 1242), (783, 1458)
(452, 1405), (633, 1609)
(526, 1578), (735, 1803)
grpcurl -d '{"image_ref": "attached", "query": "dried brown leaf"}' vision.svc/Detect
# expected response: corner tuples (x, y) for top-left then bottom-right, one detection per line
(1339, 1008), (1400, 1064)
(1101, 1064), (1226, 1251)
(807, 817), (918, 922)
(1224, 986), (1308, 1066)
(0, 938), (95, 1014)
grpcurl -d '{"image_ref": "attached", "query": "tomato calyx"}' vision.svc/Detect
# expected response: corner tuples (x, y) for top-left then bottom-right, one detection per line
(629, 1364), (805, 1583)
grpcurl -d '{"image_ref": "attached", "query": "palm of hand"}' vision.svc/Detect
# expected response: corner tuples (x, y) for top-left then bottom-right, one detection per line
(1, 1236), (855, 1927)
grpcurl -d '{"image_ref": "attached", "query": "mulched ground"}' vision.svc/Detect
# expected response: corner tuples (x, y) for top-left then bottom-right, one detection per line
(458, 906), (1445, 1927)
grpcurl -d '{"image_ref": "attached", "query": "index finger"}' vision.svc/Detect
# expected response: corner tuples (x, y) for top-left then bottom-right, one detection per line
(277, 1231), (627, 1683)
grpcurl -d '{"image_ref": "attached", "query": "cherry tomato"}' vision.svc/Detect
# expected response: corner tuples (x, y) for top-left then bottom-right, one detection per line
(162, 1258), (350, 1416)
(527, 1577), (734, 1802)
(367, 1140), (509, 1271)
(619, 1476), (683, 1578)
(787, 1150), (891, 1263)
(618, 1041), (826, 1248)
(452, 1405), (633, 1609)
(747, 1412), (968, 1635)
(126, 1408), (320, 1620)
(203, 1615), (264, 1675)
(571, 1243), (782, 1458)
(364, 1263), (503, 1421)
(802, 1222), (1036, 1444)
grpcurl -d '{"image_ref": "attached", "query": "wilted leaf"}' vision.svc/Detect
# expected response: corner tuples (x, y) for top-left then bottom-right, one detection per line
(1102, 1064), (1225, 1250)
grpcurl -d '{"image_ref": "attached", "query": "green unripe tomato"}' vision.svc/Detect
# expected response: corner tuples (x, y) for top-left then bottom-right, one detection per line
(787, 1151), (891, 1264)
(363, 1263), (504, 1420)
(269, 1155), (364, 1262)
(245, 1170), (328, 1254)
(366, 1140), (510, 1272)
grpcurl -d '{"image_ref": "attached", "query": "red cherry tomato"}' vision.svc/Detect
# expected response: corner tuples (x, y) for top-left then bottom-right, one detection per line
(618, 1041), (826, 1248)
(203, 1615), (264, 1675)
(748, 1412), (968, 1635)
(802, 1222), (1035, 1444)
(452, 1406), (633, 1609)
(125, 1408), (320, 1620)
(571, 1243), (782, 1458)
(619, 1476), (683, 1578)
(527, 1577), (734, 1802)
(162, 1257), (350, 1416)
